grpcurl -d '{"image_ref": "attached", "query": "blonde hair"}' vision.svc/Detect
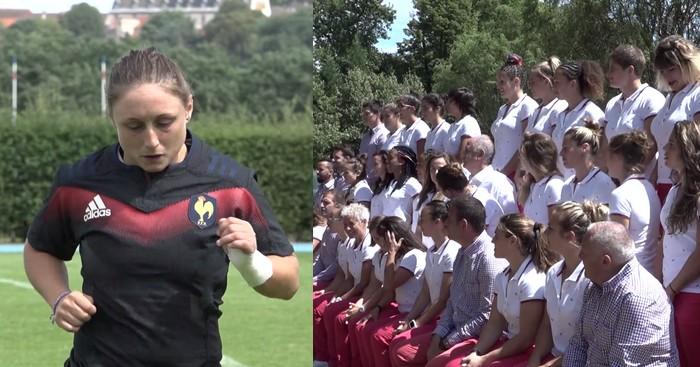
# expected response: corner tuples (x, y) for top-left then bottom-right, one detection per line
(552, 201), (609, 242)
(654, 35), (700, 92)
(667, 120), (700, 234)
(497, 214), (558, 272)
(563, 121), (604, 156)
(530, 56), (561, 88)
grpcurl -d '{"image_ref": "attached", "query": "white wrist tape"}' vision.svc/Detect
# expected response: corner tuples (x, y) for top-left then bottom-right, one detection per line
(226, 248), (273, 287)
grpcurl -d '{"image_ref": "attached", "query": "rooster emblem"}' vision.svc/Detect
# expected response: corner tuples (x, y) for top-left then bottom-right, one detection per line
(188, 194), (217, 229)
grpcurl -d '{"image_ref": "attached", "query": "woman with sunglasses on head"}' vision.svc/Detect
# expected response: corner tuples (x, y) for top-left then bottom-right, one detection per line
(650, 35), (700, 204)
(526, 57), (568, 135)
(491, 53), (539, 178)
(428, 214), (556, 367)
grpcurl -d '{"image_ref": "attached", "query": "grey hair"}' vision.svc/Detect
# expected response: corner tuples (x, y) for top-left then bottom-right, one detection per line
(468, 135), (495, 164)
(341, 203), (370, 223)
(584, 221), (636, 263)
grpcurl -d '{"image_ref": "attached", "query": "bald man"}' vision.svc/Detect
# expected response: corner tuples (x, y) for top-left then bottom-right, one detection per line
(564, 221), (677, 366)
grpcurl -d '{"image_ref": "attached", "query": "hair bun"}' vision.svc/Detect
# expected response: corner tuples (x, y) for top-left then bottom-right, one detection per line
(506, 53), (524, 66)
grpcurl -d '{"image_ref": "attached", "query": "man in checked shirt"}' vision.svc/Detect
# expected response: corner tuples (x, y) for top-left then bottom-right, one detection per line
(564, 221), (678, 366)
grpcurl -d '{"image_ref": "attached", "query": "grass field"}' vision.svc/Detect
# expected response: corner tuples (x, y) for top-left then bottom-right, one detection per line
(0, 252), (312, 367)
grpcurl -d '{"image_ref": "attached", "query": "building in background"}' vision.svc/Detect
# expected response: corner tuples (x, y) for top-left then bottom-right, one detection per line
(105, 0), (223, 38)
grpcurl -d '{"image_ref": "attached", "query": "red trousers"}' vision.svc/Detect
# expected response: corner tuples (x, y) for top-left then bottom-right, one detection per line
(313, 291), (335, 361)
(426, 338), (534, 367)
(656, 183), (673, 206)
(323, 297), (358, 366)
(350, 304), (401, 367)
(674, 292), (700, 367)
(388, 320), (438, 367)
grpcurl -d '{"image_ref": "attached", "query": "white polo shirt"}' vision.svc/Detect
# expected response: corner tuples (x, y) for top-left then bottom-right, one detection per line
(347, 234), (378, 286)
(400, 119), (431, 153)
(472, 186), (505, 238)
(651, 82), (700, 184)
(370, 189), (383, 219)
(350, 179), (373, 204)
(661, 185), (700, 294)
(411, 192), (438, 250)
(425, 120), (451, 153)
(526, 98), (568, 135)
(559, 167), (616, 205)
(604, 84), (665, 139)
(445, 115), (481, 157)
(551, 99), (605, 179)
(425, 239), (461, 304)
(469, 165), (519, 215)
(494, 256), (546, 339)
(544, 260), (590, 356)
(382, 125), (406, 151)
(491, 94), (538, 171)
(524, 175), (565, 225)
(609, 175), (661, 273)
(372, 250), (388, 283)
(337, 237), (352, 277)
(395, 248), (427, 313)
(379, 177), (422, 223)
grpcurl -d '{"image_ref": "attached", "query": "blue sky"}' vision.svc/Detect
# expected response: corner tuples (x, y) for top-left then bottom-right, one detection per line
(0, 0), (113, 13)
(376, 0), (413, 54)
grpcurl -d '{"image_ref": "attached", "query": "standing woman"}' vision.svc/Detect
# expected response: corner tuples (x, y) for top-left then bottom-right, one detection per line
(559, 123), (616, 205)
(524, 201), (608, 367)
(526, 57), (568, 135)
(341, 159), (373, 207)
(650, 35), (700, 204)
(378, 146), (423, 225)
(607, 131), (661, 276)
(370, 150), (395, 219)
(383, 103), (406, 152)
(661, 119), (700, 367)
(445, 88), (481, 162)
(491, 53), (539, 177)
(423, 93), (451, 154)
(398, 95), (431, 160)
(429, 214), (556, 367)
(551, 60), (605, 178)
(24, 48), (299, 365)
(519, 133), (565, 226)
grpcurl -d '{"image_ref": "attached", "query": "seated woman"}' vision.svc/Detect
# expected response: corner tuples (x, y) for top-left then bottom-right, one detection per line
(428, 214), (557, 367)
(522, 201), (607, 367)
(353, 217), (427, 367)
(390, 200), (460, 366)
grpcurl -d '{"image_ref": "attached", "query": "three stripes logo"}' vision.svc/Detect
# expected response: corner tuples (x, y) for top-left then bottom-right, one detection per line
(83, 195), (111, 222)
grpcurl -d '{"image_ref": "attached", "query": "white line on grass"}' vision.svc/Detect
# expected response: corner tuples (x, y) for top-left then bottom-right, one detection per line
(0, 277), (248, 367)
(0, 277), (33, 289)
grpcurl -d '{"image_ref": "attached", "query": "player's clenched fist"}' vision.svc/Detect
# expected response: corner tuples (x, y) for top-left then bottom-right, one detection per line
(216, 217), (272, 288)
(54, 292), (96, 333)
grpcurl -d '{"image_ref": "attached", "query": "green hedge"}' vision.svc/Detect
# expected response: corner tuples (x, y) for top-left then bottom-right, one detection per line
(0, 110), (311, 241)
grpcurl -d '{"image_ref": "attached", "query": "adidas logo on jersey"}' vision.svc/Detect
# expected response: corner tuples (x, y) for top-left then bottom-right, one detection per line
(84, 195), (111, 222)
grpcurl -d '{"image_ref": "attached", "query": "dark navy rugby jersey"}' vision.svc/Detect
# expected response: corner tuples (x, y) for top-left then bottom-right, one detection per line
(27, 131), (294, 367)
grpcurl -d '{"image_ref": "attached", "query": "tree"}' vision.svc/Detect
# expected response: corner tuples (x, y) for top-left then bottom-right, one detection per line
(204, 0), (263, 59)
(139, 11), (197, 49)
(397, 0), (476, 91)
(60, 3), (105, 38)
(313, 0), (395, 74)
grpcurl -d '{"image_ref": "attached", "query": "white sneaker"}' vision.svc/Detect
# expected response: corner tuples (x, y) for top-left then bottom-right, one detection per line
(312, 361), (329, 367)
